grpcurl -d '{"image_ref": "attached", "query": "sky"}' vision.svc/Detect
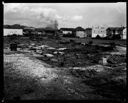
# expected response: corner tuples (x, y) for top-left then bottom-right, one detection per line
(4, 2), (126, 29)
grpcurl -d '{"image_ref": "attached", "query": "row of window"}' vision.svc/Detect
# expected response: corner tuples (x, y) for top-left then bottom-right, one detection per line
(93, 30), (106, 33)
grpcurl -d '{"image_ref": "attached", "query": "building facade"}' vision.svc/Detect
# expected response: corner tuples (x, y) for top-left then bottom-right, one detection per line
(85, 28), (92, 37)
(60, 28), (75, 37)
(123, 28), (126, 39)
(60, 28), (75, 35)
(4, 28), (23, 36)
(75, 27), (86, 38)
(92, 26), (107, 38)
(106, 27), (124, 39)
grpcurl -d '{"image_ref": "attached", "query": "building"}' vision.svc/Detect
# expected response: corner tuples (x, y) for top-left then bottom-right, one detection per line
(60, 28), (75, 35)
(60, 28), (75, 37)
(4, 28), (23, 36)
(85, 28), (92, 37)
(92, 26), (107, 38)
(23, 27), (36, 36)
(44, 27), (57, 34)
(106, 27), (124, 39)
(75, 27), (86, 38)
(35, 28), (45, 35)
(123, 28), (126, 39)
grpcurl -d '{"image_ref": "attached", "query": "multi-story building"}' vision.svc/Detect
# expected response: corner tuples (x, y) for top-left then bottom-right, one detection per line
(4, 28), (23, 36)
(85, 28), (92, 37)
(123, 28), (126, 39)
(106, 27), (124, 39)
(60, 28), (75, 34)
(92, 26), (107, 38)
(75, 26), (86, 38)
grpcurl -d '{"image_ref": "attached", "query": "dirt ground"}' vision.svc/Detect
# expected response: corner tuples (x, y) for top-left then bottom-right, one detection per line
(3, 37), (126, 101)
(4, 50), (109, 100)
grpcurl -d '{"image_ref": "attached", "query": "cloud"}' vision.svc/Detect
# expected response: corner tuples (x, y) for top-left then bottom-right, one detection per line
(72, 15), (83, 21)
(30, 7), (57, 16)
(55, 14), (62, 19)
(4, 3), (25, 13)
(4, 3), (126, 28)
(4, 3), (59, 28)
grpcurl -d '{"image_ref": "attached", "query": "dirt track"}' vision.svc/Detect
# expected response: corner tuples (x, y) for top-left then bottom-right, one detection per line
(4, 53), (57, 82)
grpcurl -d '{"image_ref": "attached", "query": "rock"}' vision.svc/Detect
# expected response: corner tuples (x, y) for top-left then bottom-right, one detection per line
(51, 58), (58, 62)
(53, 51), (64, 55)
(31, 43), (35, 46)
(36, 49), (42, 54)
(53, 51), (58, 54)
(47, 47), (56, 50)
(38, 45), (49, 49)
(44, 54), (54, 57)
(59, 52), (64, 55)
(58, 48), (67, 51)
(116, 46), (126, 54)
(107, 54), (126, 64)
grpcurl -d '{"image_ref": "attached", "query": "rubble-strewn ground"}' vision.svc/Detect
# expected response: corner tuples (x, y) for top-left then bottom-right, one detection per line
(4, 53), (108, 100)
(4, 36), (126, 101)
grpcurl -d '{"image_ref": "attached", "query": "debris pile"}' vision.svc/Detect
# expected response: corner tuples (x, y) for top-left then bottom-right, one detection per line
(69, 65), (113, 79)
(107, 54), (126, 65)
(16, 40), (126, 69)
(83, 65), (126, 100)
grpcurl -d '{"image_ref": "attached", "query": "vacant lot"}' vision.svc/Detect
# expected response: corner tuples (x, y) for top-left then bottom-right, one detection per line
(3, 36), (126, 101)
(62, 37), (126, 46)
(4, 36), (126, 48)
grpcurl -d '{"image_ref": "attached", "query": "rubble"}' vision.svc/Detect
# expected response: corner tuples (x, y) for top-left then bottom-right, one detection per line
(85, 65), (105, 72)
(69, 65), (109, 79)
(4, 36), (126, 100)
(82, 63), (126, 100)
(36, 49), (43, 54)
(57, 48), (67, 51)
(107, 54), (126, 64)
(50, 58), (58, 62)
(44, 54), (54, 57)
(71, 65), (105, 72)
(99, 56), (108, 65)
(47, 47), (56, 50)
(53, 51), (58, 54)
(13, 40), (126, 72)
(37, 45), (49, 49)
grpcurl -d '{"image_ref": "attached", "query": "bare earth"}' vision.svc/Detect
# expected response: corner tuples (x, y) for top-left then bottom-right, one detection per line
(4, 50), (108, 100)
